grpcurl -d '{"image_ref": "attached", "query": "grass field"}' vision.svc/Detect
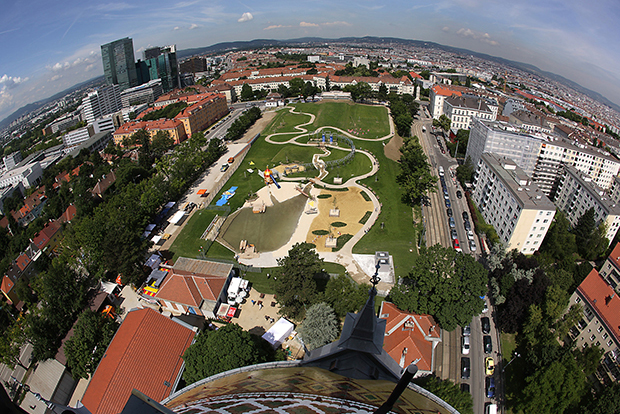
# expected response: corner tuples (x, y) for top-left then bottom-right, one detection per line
(353, 137), (419, 275)
(295, 102), (390, 138)
(262, 108), (311, 138)
(286, 149), (372, 181)
(168, 210), (219, 262)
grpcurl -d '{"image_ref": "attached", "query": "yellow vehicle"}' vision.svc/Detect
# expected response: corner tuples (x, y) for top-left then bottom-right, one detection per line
(485, 357), (495, 376)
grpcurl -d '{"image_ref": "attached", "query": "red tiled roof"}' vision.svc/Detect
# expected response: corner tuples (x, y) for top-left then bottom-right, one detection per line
(15, 253), (31, 272)
(380, 302), (439, 372)
(32, 220), (62, 250)
(409, 71), (423, 79)
(607, 243), (620, 270)
(59, 204), (77, 223)
(0, 216), (9, 229)
(1, 275), (15, 295)
(81, 308), (195, 414)
(431, 84), (463, 97)
(155, 272), (226, 306)
(578, 269), (620, 344)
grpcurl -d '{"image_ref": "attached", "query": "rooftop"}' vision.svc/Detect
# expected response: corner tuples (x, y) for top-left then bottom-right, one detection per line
(577, 269), (620, 345)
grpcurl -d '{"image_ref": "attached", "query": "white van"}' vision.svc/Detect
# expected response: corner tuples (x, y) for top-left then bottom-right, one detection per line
(485, 403), (497, 414)
(438, 166), (444, 176)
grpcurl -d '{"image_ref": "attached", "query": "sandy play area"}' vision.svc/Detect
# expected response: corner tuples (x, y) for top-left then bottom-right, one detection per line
(306, 187), (374, 252)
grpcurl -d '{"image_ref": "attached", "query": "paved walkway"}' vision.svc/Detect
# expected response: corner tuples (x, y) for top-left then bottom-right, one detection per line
(238, 105), (394, 291)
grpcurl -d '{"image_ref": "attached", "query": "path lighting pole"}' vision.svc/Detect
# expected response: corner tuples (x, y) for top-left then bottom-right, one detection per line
(503, 351), (521, 372)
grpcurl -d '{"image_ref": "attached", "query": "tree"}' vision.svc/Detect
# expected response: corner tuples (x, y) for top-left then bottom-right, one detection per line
(414, 376), (473, 414)
(322, 275), (370, 318)
(64, 310), (119, 379)
(388, 244), (487, 331)
(378, 83), (388, 101)
(397, 136), (436, 206)
(288, 78), (305, 97)
(579, 382), (620, 414)
(240, 83), (254, 101)
(151, 130), (174, 159)
(182, 324), (278, 384)
(456, 156), (474, 187)
(275, 243), (323, 320)
(298, 303), (339, 351)
(573, 208), (608, 260)
(433, 114), (451, 131)
(540, 212), (576, 262)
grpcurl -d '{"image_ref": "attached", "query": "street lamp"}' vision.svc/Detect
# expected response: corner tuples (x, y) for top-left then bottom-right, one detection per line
(502, 351), (521, 372)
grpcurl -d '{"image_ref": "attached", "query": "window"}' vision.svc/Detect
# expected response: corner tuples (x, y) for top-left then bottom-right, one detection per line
(598, 326), (603, 333)
(575, 296), (581, 303)
(603, 333), (609, 339)
(608, 340), (613, 347)
(590, 334), (596, 341)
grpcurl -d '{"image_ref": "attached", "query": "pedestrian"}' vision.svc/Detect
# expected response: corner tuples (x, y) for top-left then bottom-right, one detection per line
(251, 300), (255, 306)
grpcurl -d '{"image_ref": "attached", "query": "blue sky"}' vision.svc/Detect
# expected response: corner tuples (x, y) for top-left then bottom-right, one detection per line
(1, 0), (619, 123)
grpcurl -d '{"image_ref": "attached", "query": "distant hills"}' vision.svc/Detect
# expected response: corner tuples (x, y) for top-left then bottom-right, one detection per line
(3, 36), (619, 129)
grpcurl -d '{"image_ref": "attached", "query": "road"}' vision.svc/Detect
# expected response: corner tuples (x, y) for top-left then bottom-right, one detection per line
(415, 104), (499, 413)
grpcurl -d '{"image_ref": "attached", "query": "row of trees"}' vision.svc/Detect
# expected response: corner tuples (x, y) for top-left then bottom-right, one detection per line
(388, 244), (487, 331)
(433, 114), (451, 132)
(388, 92), (419, 137)
(397, 135), (436, 206)
(226, 106), (262, 141)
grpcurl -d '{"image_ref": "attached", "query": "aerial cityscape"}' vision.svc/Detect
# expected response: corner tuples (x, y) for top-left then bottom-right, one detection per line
(1, 2), (620, 414)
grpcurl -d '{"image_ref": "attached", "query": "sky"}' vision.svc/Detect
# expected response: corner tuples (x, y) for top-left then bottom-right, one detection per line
(1, 0), (619, 123)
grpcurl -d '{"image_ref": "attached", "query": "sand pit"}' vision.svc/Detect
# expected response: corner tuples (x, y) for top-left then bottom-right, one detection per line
(306, 187), (373, 252)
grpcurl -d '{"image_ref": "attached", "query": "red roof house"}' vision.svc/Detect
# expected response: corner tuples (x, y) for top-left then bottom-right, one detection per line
(379, 301), (441, 373)
(80, 308), (196, 414)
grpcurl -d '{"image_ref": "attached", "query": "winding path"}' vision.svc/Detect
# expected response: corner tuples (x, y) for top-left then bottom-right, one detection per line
(239, 105), (396, 289)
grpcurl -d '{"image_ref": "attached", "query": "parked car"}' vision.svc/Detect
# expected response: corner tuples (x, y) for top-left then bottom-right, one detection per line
(469, 239), (477, 252)
(467, 230), (475, 240)
(482, 301), (489, 313)
(464, 220), (471, 231)
(220, 164), (229, 172)
(453, 238), (462, 252)
(445, 199), (451, 208)
(462, 336), (470, 355)
(446, 208), (453, 217)
(462, 324), (471, 337)
(481, 317), (490, 334)
(484, 335), (493, 354)
(451, 229), (458, 240)
(485, 357), (495, 376)
(461, 357), (471, 379)
(486, 376), (496, 398)
(462, 211), (469, 221)
(449, 217), (455, 228)
(456, 190), (463, 199)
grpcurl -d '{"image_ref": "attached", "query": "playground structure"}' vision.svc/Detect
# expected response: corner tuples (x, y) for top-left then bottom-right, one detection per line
(261, 168), (281, 189)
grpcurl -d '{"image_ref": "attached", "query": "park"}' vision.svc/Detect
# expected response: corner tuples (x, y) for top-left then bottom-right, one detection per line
(167, 100), (423, 290)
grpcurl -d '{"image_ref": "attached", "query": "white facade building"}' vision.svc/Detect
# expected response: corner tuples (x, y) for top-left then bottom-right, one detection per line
(0, 162), (43, 190)
(3, 152), (23, 171)
(120, 79), (163, 108)
(472, 153), (556, 253)
(81, 84), (122, 124)
(443, 95), (497, 130)
(502, 98), (526, 116)
(466, 118), (545, 177)
(62, 126), (94, 148)
(553, 165), (620, 243)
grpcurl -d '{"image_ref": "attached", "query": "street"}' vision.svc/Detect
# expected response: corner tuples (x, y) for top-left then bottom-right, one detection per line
(414, 104), (499, 414)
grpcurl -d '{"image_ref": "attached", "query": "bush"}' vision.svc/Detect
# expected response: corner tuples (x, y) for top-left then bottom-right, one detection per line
(312, 230), (329, 235)
(331, 222), (347, 227)
(359, 211), (372, 224)
(317, 194), (332, 199)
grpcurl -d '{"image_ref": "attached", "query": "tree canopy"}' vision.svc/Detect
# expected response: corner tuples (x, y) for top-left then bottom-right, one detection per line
(397, 136), (436, 206)
(64, 310), (119, 379)
(182, 323), (280, 384)
(414, 375), (473, 414)
(388, 244), (487, 331)
(321, 274), (370, 318)
(298, 302), (339, 351)
(275, 243), (323, 320)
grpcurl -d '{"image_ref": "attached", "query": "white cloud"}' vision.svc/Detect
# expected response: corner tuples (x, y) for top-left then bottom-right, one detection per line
(50, 74), (62, 82)
(238, 12), (253, 23)
(300, 22), (320, 27)
(442, 26), (450, 32)
(189, 23), (199, 30)
(264, 24), (291, 30)
(456, 27), (499, 46)
(0, 75), (28, 89)
(174, 26), (180, 31)
(322, 21), (352, 27)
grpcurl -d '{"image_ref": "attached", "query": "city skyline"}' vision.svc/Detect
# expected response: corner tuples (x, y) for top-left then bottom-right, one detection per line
(1, 0), (619, 123)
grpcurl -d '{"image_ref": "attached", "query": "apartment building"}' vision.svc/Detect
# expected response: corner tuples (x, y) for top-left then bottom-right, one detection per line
(81, 84), (122, 124)
(0, 162), (43, 190)
(430, 85), (462, 119)
(553, 165), (620, 243)
(599, 242), (620, 293)
(533, 139), (620, 196)
(175, 93), (229, 137)
(113, 118), (187, 146)
(62, 125), (94, 149)
(466, 118), (545, 177)
(120, 79), (163, 107)
(443, 95), (496, 130)
(472, 153), (556, 253)
(508, 110), (553, 134)
(568, 268), (620, 383)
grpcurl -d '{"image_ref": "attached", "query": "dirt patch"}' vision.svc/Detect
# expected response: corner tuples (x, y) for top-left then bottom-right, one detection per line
(306, 187), (373, 252)
(237, 111), (277, 143)
(383, 134), (403, 161)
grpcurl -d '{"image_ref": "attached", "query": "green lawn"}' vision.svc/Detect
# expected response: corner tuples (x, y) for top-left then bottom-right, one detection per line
(501, 332), (517, 363)
(353, 137), (419, 276)
(263, 108), (311, 138)
(295, 102), (390, 138)
(169, 210), (219, 262)
(286, 149), (372, 181)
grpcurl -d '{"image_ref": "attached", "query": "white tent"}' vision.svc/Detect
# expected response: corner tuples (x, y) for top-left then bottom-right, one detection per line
(262, 318), (295, 349)
(169, 211), (186, 225)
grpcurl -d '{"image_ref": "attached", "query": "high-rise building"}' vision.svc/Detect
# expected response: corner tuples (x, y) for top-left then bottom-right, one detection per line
(471, 153), (555, 254)
(143, 45), (179, 92)
(81, 85), (122, 124)
(101, 37), (139, 91)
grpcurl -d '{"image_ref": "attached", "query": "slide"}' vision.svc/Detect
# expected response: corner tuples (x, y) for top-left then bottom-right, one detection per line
(271, 175), (281, 189)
